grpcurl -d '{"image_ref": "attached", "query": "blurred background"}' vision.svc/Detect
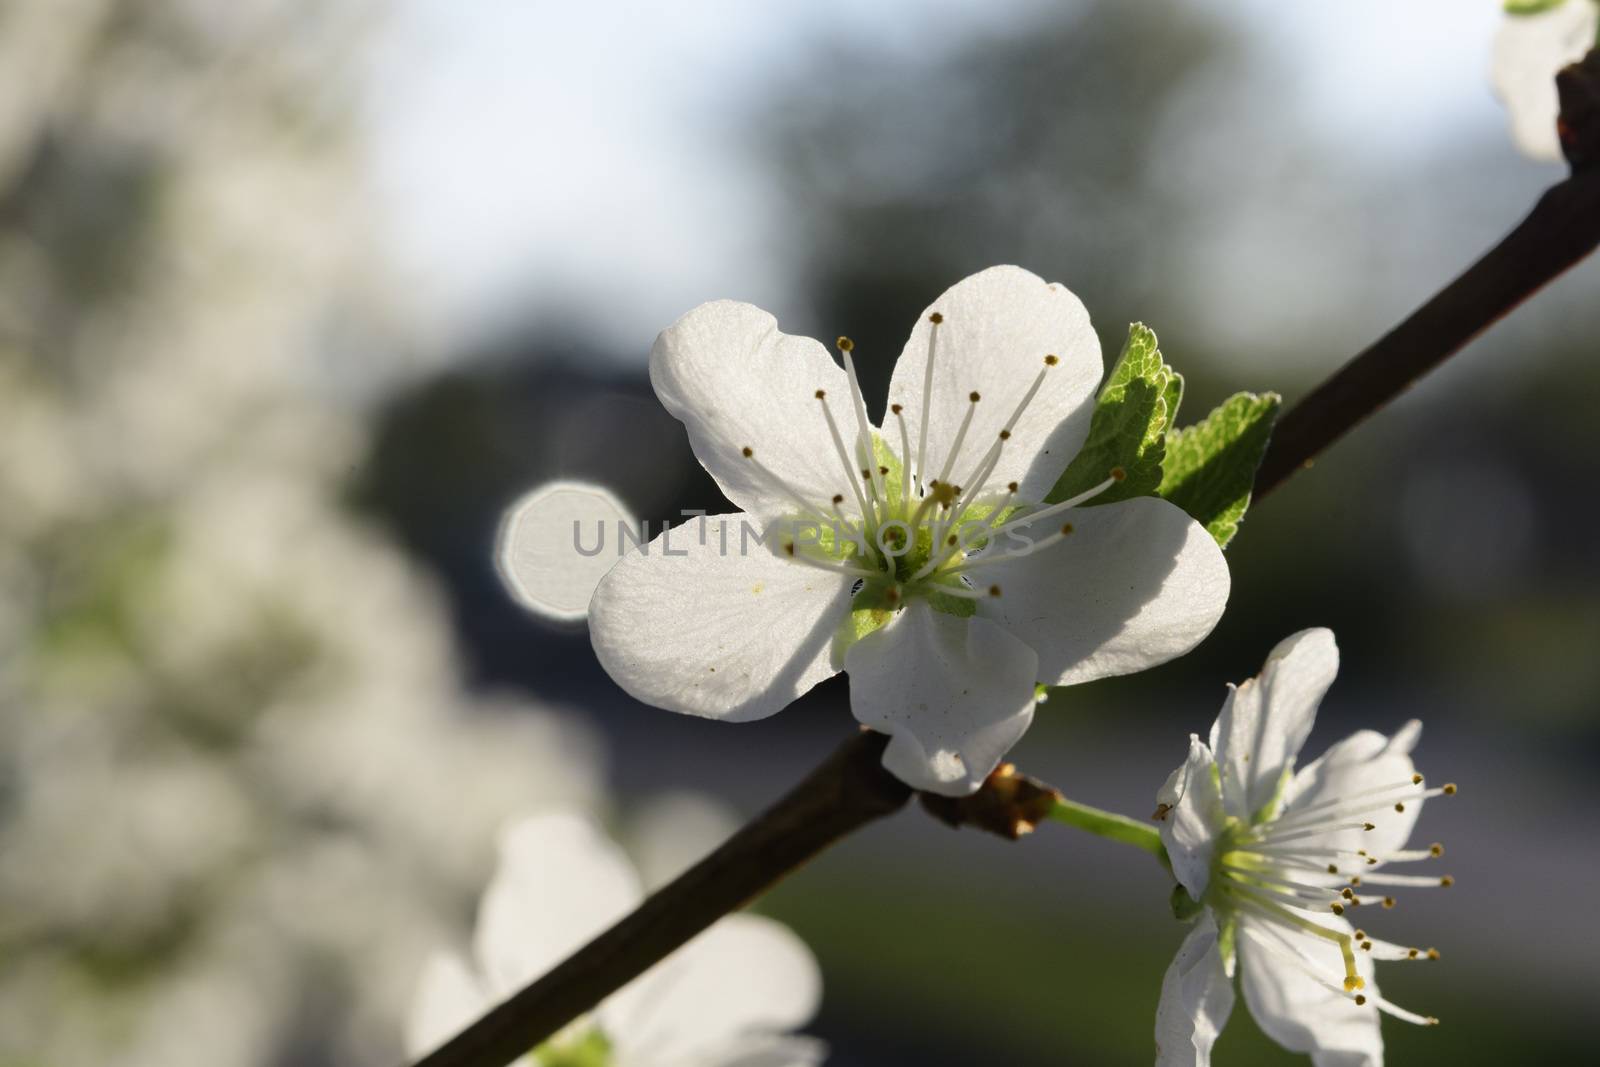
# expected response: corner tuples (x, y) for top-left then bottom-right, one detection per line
(3, 1), (1597, 1064)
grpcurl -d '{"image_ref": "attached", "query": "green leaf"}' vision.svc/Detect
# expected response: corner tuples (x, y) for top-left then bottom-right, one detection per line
(1047, 323), (1182, 505)
(1503, 0), (1569, 16)
(1157, 391), (1281, 548)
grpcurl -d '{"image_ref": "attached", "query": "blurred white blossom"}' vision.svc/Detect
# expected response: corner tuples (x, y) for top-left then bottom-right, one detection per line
(407, 810), (825, 1067)
(0, 3), (603, 1065)
(1492, 0), (1599, 161)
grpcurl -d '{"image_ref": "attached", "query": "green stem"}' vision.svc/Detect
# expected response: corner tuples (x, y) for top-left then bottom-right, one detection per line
(1047, 796), (1169, 867)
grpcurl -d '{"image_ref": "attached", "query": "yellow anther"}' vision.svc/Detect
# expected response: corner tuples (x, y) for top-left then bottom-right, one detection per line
(836, 336), (854, 352)
(1430, 843), (1444, 857)
(999, 429), (1011, 440)
(1407, 948), (1419, 959)
(1440, 875), (1454, 887)
(1060, 522), (1074, 535)
(1412, 773), (1424, 784)
(1426, 948), (1440, 960)
(1395, 802), (1406, 813)
(1361, 940), (1373, 951)
(1355, 994), (1368, 1006)
(832, 494), (845, 505)
(1341, 888), (1355, 900)
(1382, 897), (1396, 909)
(1109, 466), (1127, 482)
(969, 390), (981, 403)
(1442, 783), (1457, 795)
(1354, 929), (1366, 940)
(1363, 822), (1376, 831)
(1007, 481), (1019, 493)
(890, 402), (903, 414)
(742, 446), (754, 457)
(1044, 354), (1059, 366)
(929, 312), (944, 324)
(987, 584), (1001, 597)
(1349, 876), (1361, 886)
(1330, 903), (1345, 915)
(815, 388), (827, 399)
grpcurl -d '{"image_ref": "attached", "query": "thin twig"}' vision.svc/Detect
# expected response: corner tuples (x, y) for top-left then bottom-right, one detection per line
(411, 731), (910, 1067)
(1255, 170), (1600, 497)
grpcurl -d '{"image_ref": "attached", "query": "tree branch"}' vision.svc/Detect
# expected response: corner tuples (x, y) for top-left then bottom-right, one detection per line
(411, 731), (910, 1067)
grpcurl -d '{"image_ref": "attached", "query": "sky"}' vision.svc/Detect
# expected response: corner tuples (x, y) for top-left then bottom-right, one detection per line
(363, 0), (1519, 366)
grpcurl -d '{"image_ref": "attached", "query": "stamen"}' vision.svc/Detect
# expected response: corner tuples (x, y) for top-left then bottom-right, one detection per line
(929, 580), (1003, 600)
(740, 446), (836, 524)
(778, 542), (877, 579)
(916, 312), (942, 494)
(935, 391), (981, 486)
(1352, 872), (1453, 888)
(837, 336), (888, 519)
(891, 403), (912, 505)
(817, 393), (878, 538)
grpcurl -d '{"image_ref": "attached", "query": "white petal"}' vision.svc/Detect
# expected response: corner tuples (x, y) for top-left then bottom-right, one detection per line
(886, 265), (1102, 502)
(1157, 736), (1228, 900)
(1283, 721), (1424, 861)
(968, 496), (1229, 686)
(1492, 1), (1598, 162)
(404, 951), (490, 1058)
(589, 515), (855, 723)
(651, 300), (865, 519)
(1238, 918), (1382, 1067)
(474, 812), (643, 1000)
(602, 914), (821, 1062)
(1209, 628), (1339, 822)
(843, 602), (1039, 796)
(1155, 912), (1236, 1067)
(683, 1035), (829, 1067)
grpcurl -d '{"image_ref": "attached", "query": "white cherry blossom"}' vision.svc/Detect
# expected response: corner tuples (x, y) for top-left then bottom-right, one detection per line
(406, 811), (825, 1067)
(1492, 0), (1599, 161)
(589, 266), (1229, 795)
(1153, 629), (1454, 1067)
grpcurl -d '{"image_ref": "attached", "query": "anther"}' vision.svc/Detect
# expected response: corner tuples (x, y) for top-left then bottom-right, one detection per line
(1395, 802), (1405, 813)
(1363, 822), (1376, 831)
(1342, 888), (1355, 900)
(878, 465), (889, 476)
(1354, 929), (1366, 940)
(1426, 948), (1440, 960)
(832, 494), (844, 505)
(1442, 783), (1457, 795)
(1110, 466), (1126, 482)
(1044, 354), (1058, 366)
(1430, 843), (1443, 857)
(1439, 875), (1454, 887)
(969, 391), (981, 403)
(815, 389), (826, 399)
(1362, 940), (1373, 951)
(1327, 865), (1338, 874)
(1367, 857), (1378, 866)
(1060, 522), (1074, 535)
(1007, 481), (1018, 493)
(742, 446), (754, 457)
(1331, 903), (1345, 915)
(988, 585), (1001, 597)
(1412, 773), (1423, 785)
(929, 312), (943, 324)
(1382, 897), (1396, 909)
(998, 429), (1011, 440)
(946, 534), (958, 546)
(1407, 948), (1419, 959)
(1350, 876), (1362, 886)
(836, 336), (854, 352)
(1355, 995), (1368, 1006)
(891, 403), (903, 414)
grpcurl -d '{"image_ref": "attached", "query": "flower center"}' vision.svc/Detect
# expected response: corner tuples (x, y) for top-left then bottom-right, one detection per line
(740, 312), (1122, 611)
(1205, 773), (1457, 1027)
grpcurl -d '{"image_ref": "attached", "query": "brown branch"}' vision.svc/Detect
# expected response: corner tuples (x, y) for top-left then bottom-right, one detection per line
(1256, 52), (1600, 498)
(409, 60), (1600, 1067)
(411, 731), (910, 1067)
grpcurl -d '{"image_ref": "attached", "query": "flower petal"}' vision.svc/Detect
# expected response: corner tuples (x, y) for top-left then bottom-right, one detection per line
(1237, 917), (1382, 1067)
(1155, 912), (1236, 1067)
(404, 951), (490, 1058)
(968, 496), (1229, 686)
(1157, 736), (1228, 901)
(601, 914), (821, 1062)
(887, 265), (1102, 502)
(1283, 720), (1424, 862)
(651, 300), (865, 519)
(844, 602), (1039, 796)
(1209, 628), (1339, 822)
(1492, 0), (1598, 162)
(589, 515), (855, 723)
(474, 812), (643, 1000)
